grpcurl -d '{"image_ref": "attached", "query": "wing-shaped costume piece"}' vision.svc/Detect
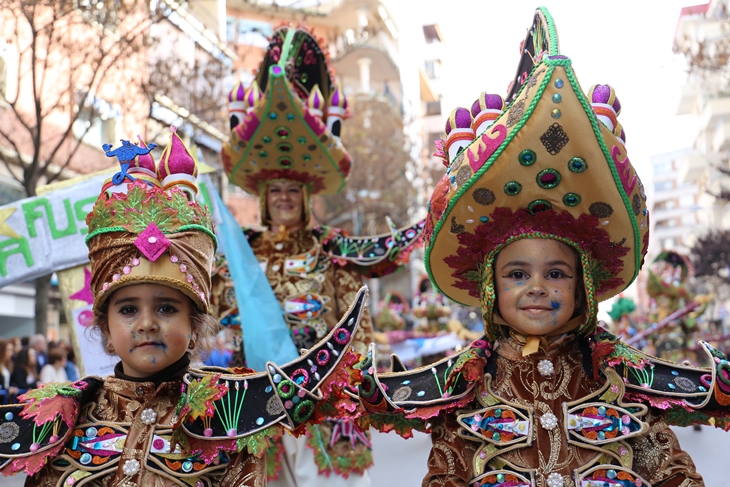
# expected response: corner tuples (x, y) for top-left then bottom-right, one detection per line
(318, 217), (425, 277)
(0, 288), (367, 481)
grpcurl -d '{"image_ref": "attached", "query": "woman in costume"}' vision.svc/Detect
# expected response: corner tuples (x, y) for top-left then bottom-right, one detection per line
(0, 128), (367, 487)
(354, 8), (730, 486)
(221, 25), (423, 487)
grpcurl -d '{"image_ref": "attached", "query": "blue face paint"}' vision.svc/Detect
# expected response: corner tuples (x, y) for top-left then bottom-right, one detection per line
(551, 300), (560, 310)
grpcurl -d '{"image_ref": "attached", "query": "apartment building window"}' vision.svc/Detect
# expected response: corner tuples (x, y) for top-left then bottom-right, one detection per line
(681, 213), (697, 226)
(427, 131), (442, 155)
(679, 194), (695, 207)
(74, 0), (119, 30)
(72, 94), (120, 148)
(0, 178), (25, 205)
(654, 180), (674, 192)
(424, 60), (442, 79)
(226, 17), (237, 42)
(425, 99), (442, 116)
(0, 54), (6, 100)
(226, 18), (272, 48)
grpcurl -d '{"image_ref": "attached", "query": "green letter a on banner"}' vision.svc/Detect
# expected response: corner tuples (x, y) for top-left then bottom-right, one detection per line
(0, 237), (34, 276)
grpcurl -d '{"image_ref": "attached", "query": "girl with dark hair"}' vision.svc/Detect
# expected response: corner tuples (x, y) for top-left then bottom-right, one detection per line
(9, 347), (37, 390)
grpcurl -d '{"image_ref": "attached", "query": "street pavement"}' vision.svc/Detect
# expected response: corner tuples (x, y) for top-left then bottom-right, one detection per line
(5, 425), (728, 486)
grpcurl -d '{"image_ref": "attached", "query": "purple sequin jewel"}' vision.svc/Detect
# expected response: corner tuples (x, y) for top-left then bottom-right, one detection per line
(592, 84), (622, 113)
(134, 223), (171, 262)
(454, 107), (472, 129)
(591, 85), (611, 104)
(485, 94), (503, 110)
(471, 99), (482, 117)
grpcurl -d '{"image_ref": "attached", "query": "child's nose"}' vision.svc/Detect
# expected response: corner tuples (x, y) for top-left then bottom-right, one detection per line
(527, 278), (548, 295)
(136, 310), (160, 333)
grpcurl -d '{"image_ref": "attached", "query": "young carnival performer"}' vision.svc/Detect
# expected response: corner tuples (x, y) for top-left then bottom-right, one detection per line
(354, 8), (730, 487)
(221, 25), (423, 487)
(0, 127), (368, 487)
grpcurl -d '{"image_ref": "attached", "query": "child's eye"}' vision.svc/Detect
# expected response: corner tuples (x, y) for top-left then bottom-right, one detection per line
(548, 270), (568, 279)
(119, 305), (137, 315)
(506, 271), (527, 280)
(158, 304), (178, 314)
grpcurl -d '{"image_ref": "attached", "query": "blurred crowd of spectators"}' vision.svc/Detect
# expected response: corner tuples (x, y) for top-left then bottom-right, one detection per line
(0, 334), (79, 403)
(0, 331), (235, 403)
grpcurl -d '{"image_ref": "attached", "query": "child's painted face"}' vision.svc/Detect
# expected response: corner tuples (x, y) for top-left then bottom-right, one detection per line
(105, 283), (193, 378)
(494, 238), (578, 337)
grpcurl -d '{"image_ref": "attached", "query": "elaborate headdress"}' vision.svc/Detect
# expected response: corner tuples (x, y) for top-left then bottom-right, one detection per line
(424, 7), (649, 340)
(222, 26), (351, 199)
(86, 128), (216, 312)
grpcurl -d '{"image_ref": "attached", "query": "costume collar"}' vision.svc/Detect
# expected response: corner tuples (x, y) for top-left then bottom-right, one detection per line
(113, 352), (190, 388)
(493, 313), (584, 356)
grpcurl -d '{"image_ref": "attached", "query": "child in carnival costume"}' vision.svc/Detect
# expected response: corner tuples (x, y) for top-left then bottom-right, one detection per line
(0, 127), (367, 487)
(354, 8), (730, 487)
(413, 275), (453, 333)
(221, 25), (423, 486)
(646, 251), (713, 363)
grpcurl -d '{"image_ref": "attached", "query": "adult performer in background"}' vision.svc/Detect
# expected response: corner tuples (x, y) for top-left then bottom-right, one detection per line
(220, 25), (423, 487)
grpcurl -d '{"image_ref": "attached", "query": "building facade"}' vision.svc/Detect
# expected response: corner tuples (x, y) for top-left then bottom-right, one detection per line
(0, 0), (232, 339)
(649, 148), (701, 256)
(674, 0), (730, 231)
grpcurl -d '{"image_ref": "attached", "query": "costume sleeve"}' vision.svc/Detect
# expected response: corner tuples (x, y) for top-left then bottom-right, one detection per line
(334, 265), (373, 357)
(217, 451), (266, 487)
(422, 411), (477, 487)
(628, 411), (704, 487)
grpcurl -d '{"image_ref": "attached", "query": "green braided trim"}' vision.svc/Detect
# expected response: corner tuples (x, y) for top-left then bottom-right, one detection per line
(279, 28), (296, 71)
(425, 65), (556, 305)
(479, 232), (598, 340)
(86, 224), (216, 246)
(562, 63), (641, 289)
(85, 226), (126, 243)
(536, 7), (560, 55)
(178, 224), (218, 246)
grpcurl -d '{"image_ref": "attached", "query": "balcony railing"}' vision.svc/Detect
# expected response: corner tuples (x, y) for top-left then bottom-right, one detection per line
(331, 27), (400, 75)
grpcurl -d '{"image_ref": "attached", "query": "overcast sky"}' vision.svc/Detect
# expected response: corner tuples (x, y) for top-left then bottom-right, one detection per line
(388, 0), (701, 184)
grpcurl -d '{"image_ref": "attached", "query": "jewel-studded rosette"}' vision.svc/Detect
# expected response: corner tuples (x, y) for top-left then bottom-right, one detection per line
(424, 7), (649, 339)
(86, 129), (216, 312)
(222, 26), (351, 197)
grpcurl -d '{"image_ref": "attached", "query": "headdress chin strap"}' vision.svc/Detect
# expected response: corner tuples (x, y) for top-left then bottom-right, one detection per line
(493, 313), (586, 357)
